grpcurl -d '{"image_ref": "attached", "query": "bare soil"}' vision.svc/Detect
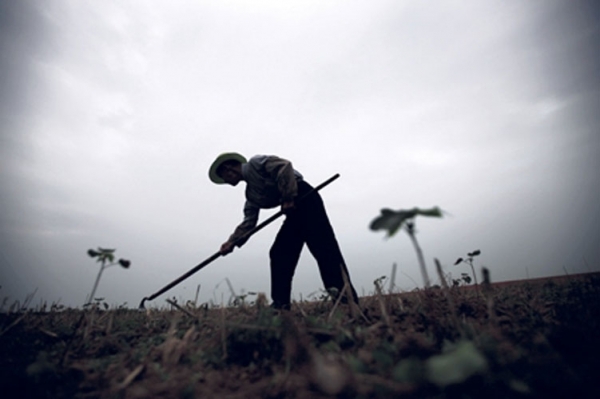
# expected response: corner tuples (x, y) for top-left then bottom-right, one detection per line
(1, 273), (599, 398)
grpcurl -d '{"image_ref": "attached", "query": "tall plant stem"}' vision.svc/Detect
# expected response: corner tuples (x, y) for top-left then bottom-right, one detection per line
(87, 262), (106, 305)
(467, 260), (479, 286)
(406, 226), (431, 288)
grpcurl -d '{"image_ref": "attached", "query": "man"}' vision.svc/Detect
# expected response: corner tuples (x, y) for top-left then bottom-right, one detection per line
(209, 152), (358, 309)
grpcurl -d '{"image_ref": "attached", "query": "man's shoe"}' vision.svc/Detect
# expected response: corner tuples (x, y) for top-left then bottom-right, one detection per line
(270, 301), (291, 311)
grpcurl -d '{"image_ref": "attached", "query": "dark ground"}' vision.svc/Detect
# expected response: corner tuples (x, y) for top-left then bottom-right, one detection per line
(1, 273), (599, 398)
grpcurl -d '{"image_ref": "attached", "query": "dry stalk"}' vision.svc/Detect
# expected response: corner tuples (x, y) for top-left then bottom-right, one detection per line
(340, 264), (369, 322)
(60, 311), (87, 366)
(327, 284), (347, 323)
(0, 312), (28, 337)
(166, 298), (197, 320)
(481, 267), (496, 324)
(159, 325), (195, 367)
(115, 364), (145, 391)
(220, 304), (227, 361)
(389, 263), (397, 293)
(166, 312), (179, 338)
(83, 310), (95, 341)
(38, 327), (59, 338)
(21, 288), (38, 310)
(406, 223), (431, 288)
(96, 311), (111, 324)
(255, 292), (268, 310)
(435, 258), (464, 337)
(412, 289), (425, 310)
(365, 321), (385, 334)
(105, 312), (114, 336)
(194, 284), (201, 307)
(374, 281), (392, 328)
(396, 295), (405, 312)
(294, 301), (308, 318)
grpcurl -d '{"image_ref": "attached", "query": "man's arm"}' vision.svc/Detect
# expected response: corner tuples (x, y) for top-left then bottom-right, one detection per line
(220, 201), (259, 255)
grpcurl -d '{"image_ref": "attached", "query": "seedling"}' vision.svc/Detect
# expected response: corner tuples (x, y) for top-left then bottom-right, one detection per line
(454, 250), (481, 286)
(370, 207), (443, 288)
(452, 273), (472, 287)
(86, 248), (131, 306)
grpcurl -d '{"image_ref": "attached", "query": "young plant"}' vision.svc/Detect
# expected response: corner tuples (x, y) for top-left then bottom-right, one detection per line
(454, 250), (481, 286)
(86, 248), (131, 306)
(370, 207), (443, 288)
(452, 273), (472, 287)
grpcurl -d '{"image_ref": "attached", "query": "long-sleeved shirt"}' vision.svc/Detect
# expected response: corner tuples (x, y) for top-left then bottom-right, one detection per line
(228, 155), (303, 246)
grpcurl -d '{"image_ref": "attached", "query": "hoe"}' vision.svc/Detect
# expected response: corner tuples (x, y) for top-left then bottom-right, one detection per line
(138, 173), (340, 309)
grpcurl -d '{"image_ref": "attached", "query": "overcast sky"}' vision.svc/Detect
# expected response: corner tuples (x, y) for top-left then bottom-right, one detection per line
(1, 0), (599, 309)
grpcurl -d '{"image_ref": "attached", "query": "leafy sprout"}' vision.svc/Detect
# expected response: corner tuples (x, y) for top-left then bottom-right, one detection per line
(454, 250), (481, 286)
(370, 207), (443, 238)
(370, 207), (443, 288)
(86, 247), (131, 306)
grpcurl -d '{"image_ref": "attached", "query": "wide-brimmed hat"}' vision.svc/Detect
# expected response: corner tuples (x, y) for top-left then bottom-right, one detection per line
(208, 152), (247, 184)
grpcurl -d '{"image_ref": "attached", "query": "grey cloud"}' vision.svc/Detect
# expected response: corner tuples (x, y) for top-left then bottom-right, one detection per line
(0, 0), (50, 113)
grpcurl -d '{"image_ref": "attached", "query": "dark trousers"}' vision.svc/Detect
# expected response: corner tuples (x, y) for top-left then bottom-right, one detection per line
(269, 180), (358, 306)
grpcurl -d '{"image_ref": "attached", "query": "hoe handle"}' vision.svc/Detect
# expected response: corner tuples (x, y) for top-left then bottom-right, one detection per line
(139, 173), (340, 308)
